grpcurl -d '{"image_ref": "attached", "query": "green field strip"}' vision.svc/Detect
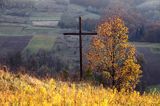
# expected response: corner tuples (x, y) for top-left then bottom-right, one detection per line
(0, 24), (62, 36)
(25, 35), (57, 53)
(30, 12), (63, 21)
(132, 42), (160, 54)
(132, 42), (160, 48)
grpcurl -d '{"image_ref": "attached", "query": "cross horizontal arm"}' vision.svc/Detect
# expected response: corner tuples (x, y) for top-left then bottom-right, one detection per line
(63, 32), (97, 35)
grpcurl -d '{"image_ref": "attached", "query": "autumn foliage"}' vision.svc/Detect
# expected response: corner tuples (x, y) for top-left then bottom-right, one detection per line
(1, 70), (160, 106)
(87, 17), (142, 91)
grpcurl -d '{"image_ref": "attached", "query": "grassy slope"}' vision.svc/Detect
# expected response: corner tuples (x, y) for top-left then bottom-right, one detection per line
(68, 4), (100, 20)
(0, 24), (25, 36)
(25, 35), (57, 53)
(0, 24), (61, 36)
(30, 12), (62, 21)
(0, 70), (160, 105)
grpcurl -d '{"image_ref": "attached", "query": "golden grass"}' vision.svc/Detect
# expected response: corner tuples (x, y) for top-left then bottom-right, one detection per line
(0, 70), (160, 106)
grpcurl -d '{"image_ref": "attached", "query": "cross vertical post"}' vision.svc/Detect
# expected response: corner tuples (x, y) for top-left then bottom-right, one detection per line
(79, 17), (83, 80)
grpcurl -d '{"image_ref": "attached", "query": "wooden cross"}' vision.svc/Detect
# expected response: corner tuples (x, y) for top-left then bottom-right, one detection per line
(63, 16), (97, 80)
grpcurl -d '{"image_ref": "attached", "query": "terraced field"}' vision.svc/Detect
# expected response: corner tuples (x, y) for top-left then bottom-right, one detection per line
(0, 4), (89, 54)
(0, 24), (60, 53)
(0, 16), (61, 54)
(0, 24), (62, 36)
(0, 24), (26, 36)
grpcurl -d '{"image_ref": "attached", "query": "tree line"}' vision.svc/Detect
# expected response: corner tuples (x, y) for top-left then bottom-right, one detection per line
(0, 49), (69, 78)
(0, 0), (35, 9)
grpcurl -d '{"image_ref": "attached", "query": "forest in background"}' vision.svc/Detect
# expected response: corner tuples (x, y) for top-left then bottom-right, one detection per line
(71, 0), (160, 42)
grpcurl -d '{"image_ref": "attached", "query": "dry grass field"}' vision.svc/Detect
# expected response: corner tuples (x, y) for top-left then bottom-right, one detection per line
(0, 70), (160, 106)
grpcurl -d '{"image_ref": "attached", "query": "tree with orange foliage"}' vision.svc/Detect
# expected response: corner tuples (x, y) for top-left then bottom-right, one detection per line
(87, 17), (142, 91)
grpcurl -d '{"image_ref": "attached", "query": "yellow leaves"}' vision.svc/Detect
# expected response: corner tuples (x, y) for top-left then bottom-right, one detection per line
(24, 85), (34, 94)
(0, 71), (160, 106)
(119, 59), (142, 90)
(97, 16), (128, 43)
(92, 37), (105, 49)
(39, 86), (47, 94)
(102, 71), (111, 79)
(122, 59), (141, 74)
(48, 79), (56, 89)
(101, 98), (109, 106)
(87, 17), (131, 73)
(97, 22), (112, 37)
(87, 16), (142, 91)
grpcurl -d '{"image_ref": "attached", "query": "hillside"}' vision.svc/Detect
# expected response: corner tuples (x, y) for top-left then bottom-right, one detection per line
(0, 1), (160, 106)
(133, 42), (160, 86)
(137, 0), (160, 10)
(0, 70), (160, 105)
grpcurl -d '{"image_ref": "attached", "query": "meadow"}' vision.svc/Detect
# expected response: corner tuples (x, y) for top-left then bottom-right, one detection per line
(0, 70), (160, 106)
(0, 24), (26, 36)
(30, 12), (62, 21)
(25, 35), (57, 53)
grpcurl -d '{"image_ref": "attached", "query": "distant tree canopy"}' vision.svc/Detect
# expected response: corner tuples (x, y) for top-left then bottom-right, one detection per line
(59, 13), (99, 31)
(0, 0), (35, 9)
(0, 0), (6, 9)
(70, 0), (160, 43)
(2, 49), (69, 77)
(70, 0), (146, 9)
(83, 19), (99, 31)
(87, 17), (142, 91)
(102, 1), (147, 41)
(70, 0), (109, 8)
(141, 22), (160, 42)
(58, 12), (77, 28)
(22, 49), (69, 77)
